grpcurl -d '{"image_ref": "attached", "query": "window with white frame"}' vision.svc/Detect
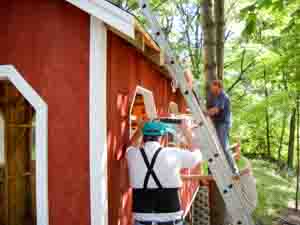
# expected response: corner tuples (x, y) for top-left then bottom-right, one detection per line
(129, 86), (157, 138)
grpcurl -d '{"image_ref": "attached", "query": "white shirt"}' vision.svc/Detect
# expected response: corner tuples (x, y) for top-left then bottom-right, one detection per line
(126, 141), (202, 221)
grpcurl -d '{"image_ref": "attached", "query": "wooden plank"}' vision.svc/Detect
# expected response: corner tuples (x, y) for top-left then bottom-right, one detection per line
(3, 83), (9, 225)
(8, 86), (18, 225)
(134, 22), (160, 52)
(8, 124), (35, 128)
(181, 175), (214, 182)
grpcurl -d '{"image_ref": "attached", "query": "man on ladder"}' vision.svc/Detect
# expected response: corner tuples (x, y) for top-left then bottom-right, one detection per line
(127, 119), (202, 225)
(207, 80), (238, 175)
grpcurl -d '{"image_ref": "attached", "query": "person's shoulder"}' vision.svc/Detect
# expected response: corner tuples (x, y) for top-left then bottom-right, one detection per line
(126, 146), (139, 158)
(162, 147), (187, 155)
(222, 91), (229, 98)
(162, 146), (181, 151)
(222, 91), (230, 101)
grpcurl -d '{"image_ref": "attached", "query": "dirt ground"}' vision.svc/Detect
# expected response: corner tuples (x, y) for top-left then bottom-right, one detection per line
(273, 208), (300, 225)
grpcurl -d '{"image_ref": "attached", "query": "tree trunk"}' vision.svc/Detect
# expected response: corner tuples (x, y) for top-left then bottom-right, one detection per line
(214, 0), (225, 80)
(278, 114), (287, 165)
(265, 107), (271, 158)
(296, 96), (300, 210)
(202, 1), (224, 224)
(264, 68), (271, 158)
(201, 0), (217, 101)
(278, 69), (288, 165)
(288, 108), (296, 170)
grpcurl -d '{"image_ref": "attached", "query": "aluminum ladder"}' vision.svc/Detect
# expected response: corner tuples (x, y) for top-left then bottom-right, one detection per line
(138, 1), (256, 225)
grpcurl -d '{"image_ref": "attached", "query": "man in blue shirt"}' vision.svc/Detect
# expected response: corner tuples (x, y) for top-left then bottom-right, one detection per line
(207, 80), (238, 174)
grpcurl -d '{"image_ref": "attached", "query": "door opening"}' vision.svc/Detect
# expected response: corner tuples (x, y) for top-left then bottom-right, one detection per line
(0, 80), (36, 225)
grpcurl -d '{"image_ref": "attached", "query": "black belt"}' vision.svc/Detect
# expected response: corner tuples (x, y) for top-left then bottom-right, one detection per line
(132, 188), (181, 213)
(136, 219), (182, 225)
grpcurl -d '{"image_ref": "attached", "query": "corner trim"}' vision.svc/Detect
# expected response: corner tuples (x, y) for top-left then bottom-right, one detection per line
(89, 17), (108, 225)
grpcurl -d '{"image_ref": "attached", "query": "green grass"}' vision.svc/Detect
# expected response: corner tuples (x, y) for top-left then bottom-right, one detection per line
(201, 157), (297, 224)
(251, 159), (297, 224)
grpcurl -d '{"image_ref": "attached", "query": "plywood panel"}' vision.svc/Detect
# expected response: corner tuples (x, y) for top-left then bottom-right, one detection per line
(0, 1), (91, 225)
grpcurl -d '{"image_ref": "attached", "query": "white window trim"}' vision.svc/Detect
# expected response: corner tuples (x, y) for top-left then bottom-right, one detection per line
(65, 0), (135, 38)
(89, 16), (108, 225)
(0, 65), (48, 225)
(129, 86), (158, 137)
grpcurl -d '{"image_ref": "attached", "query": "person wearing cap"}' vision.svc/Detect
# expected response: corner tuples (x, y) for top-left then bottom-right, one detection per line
(126, 119), (202, 225)
(207, 80), (238, 174)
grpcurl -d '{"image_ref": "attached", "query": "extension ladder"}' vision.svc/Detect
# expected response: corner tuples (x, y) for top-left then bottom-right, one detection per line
(138, 1), (256, 225)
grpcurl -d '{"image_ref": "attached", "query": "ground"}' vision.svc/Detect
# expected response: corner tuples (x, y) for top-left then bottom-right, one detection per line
(251, 160), (299, 225)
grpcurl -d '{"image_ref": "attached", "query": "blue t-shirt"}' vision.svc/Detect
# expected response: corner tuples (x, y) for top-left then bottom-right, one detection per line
(210, 91), (232, 127)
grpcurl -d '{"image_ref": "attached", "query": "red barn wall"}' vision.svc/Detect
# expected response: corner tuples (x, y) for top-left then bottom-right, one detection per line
(0, 1), (91, 225)
(107, 31), (198, 225)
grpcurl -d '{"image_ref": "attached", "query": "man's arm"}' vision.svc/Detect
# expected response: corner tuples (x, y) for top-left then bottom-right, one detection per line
(180, 119), (194, 149)
(177, 119), (204, 168)
(128, 119), (146, 148)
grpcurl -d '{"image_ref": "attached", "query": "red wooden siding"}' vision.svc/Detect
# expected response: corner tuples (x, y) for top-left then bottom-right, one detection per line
(107, 31), (198, 225)
(0, 1), (91, 225)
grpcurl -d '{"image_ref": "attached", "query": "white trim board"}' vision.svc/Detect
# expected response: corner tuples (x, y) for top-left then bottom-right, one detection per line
(129, 86), (158, 137)
(89, 16), (108, 225)
(65, 0), (135, 38)
(0, 65), (49, 225)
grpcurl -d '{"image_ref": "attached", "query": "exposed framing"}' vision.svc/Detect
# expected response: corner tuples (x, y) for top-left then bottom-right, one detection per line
(89, 16), (108, 225)
(129, 86), (158, 137)
(0, 65), (48, 225)
(0, 112), (4, 167)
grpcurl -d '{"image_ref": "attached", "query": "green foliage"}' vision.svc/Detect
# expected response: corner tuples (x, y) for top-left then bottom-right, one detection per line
(227, 0), (300, 165)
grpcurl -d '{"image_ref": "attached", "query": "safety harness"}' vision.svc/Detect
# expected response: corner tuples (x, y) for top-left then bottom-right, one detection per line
(132, 147), (181, 214)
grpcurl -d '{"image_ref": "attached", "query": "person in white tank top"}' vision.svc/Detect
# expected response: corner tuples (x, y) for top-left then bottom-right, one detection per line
(126, 119), (202, 225)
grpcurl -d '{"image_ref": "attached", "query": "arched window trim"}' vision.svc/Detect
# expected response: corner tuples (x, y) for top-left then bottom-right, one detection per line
(0, 65), (48, 225)
(129, 86), (158, 138)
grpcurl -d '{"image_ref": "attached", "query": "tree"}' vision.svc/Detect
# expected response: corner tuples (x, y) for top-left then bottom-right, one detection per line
(201, 0), (217, 93)
(288, 108), (296, 170)
(215, 0), (225, 80)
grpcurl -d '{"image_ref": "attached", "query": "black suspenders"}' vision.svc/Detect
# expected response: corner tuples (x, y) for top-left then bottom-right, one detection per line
(140, 147), (163, 189)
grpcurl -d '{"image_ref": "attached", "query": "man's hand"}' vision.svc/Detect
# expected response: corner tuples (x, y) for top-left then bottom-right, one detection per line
(207, 107), (220, 116)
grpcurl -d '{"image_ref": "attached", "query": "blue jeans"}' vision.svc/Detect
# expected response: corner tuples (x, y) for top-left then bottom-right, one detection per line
(215, 123), (238, 174)
(134, 220), (183, 225)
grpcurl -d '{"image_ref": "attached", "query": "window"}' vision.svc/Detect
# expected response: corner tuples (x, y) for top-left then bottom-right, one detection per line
(129, 86), (157, 137)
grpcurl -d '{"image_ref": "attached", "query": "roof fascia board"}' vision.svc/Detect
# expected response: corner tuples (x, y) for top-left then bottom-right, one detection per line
(65, 0), (135, 38)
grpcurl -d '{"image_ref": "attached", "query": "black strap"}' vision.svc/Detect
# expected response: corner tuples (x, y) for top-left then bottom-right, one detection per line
(140, 147), (163, 189)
